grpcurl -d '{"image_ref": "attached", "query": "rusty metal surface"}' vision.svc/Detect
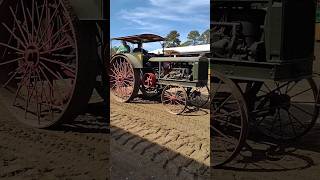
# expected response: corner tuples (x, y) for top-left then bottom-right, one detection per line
(112, 34), (165, 44)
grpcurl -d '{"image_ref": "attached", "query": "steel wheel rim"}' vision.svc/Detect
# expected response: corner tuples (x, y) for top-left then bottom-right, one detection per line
(210, 71), (248, 167)
(253, 79), (319, 141)
(161, 85), (187, 115)
(0, 0), (78, 128)
(110, 55), (136, 102)
(189, 85), (210, 108)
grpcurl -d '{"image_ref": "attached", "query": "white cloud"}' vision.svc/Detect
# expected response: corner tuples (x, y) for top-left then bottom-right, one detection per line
(116, 0), (209, 32)
(149, 0), (209, 13)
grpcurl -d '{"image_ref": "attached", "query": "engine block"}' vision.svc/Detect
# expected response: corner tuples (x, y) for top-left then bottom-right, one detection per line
(163, 63), (193, 81)
(210, 0), (316, 81)
(211, 0), (316, 63)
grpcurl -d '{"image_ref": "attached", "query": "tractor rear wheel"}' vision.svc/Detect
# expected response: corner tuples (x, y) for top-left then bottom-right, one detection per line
(110, 55), (139, 102)
(0, 0), (97, 128)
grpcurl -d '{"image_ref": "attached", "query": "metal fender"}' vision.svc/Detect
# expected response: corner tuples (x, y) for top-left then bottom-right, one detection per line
(112, 54), (143, 69)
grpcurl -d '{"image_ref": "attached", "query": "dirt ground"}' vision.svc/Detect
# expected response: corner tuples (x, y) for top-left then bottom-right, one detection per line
(213, 124), (320, 180)
(0, 93), (108, 180)
(110, 97), (210, 180)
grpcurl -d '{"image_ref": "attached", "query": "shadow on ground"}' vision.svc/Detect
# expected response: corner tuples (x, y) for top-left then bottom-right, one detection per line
(53, 101), (109, 134)
(212, 124), (320, 173)
(131, 95), (210, 116)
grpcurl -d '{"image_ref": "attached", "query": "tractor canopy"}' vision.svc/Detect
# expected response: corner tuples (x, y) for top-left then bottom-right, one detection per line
(111, 34), (165, 44)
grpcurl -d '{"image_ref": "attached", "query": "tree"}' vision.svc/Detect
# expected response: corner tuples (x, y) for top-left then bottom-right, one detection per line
(187, 30), (200, 45)
(180, 40), (192, 47)
(199, 29), (210, 44)
(165, 30), (181, 48)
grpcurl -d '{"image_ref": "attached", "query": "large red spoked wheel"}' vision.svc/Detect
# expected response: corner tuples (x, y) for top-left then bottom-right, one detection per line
(0, 0), (97, 128)
(110, 55), (139, 102)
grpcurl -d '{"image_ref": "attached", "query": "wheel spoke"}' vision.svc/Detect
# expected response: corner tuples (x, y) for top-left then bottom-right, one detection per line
(9, 5), (28, 45)
(287, 110), (298, 137)
(40, 56), (75, 71)
(286, 82), (298, 94)
(0, 57), (23, 66)
(39, 22), (71, 50)
(291, 104), (314, 117)
(214, 110), (240, 117)
(40, 44), (73, 54)
(39, 61), (62, 80)
(31, 0), (35, 43)
(290, 88), (312, 98)
(0, 42), (24, 53)
(214, 94), (233, 113)
(2, 23), (27, 49)
(213, 118), (242, 129)
(287, 111), (307, 129)
(211, 125), (236, 143)
(13, 67), (30, 105)
(37, 0), (62, 46)
(2, 71), (19, 88)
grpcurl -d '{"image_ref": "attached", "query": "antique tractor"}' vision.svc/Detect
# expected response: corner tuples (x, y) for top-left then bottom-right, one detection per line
(0, 0), (108, 128)
(211, 0), (319, 167)
(110, 34), (210, 114)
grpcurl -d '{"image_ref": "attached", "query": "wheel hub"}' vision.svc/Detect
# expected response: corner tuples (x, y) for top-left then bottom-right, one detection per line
(170, 96), (177, 101)
(143, 73), (157, 88)
(24, 45), (40, 67)
(117, 75), (124, 82)
(270, 93), (291, 110)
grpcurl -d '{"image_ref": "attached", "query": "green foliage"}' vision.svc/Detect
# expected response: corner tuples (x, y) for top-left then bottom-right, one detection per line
(199, 29), (210, 44)
(180, 29), (210, 47)
(187, 30), (201, 45)
(165, 30), (181, 48)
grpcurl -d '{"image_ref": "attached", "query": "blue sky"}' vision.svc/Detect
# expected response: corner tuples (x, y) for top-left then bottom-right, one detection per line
(110, 0), (210, 51)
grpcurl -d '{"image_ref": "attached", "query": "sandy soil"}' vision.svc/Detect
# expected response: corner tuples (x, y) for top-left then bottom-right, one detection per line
(213, 124), (320, 180)
(0, 94), (109, 180)
(110, 97), (210, 180)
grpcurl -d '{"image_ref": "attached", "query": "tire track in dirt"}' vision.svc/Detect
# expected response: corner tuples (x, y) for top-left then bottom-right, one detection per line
(110, 99), (210, 180)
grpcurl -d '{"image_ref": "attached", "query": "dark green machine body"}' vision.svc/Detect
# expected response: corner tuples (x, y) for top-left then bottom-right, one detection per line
(210, 0), (316, 81)
(70, 0), (106, 20)
(149, 56), (209, 87)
